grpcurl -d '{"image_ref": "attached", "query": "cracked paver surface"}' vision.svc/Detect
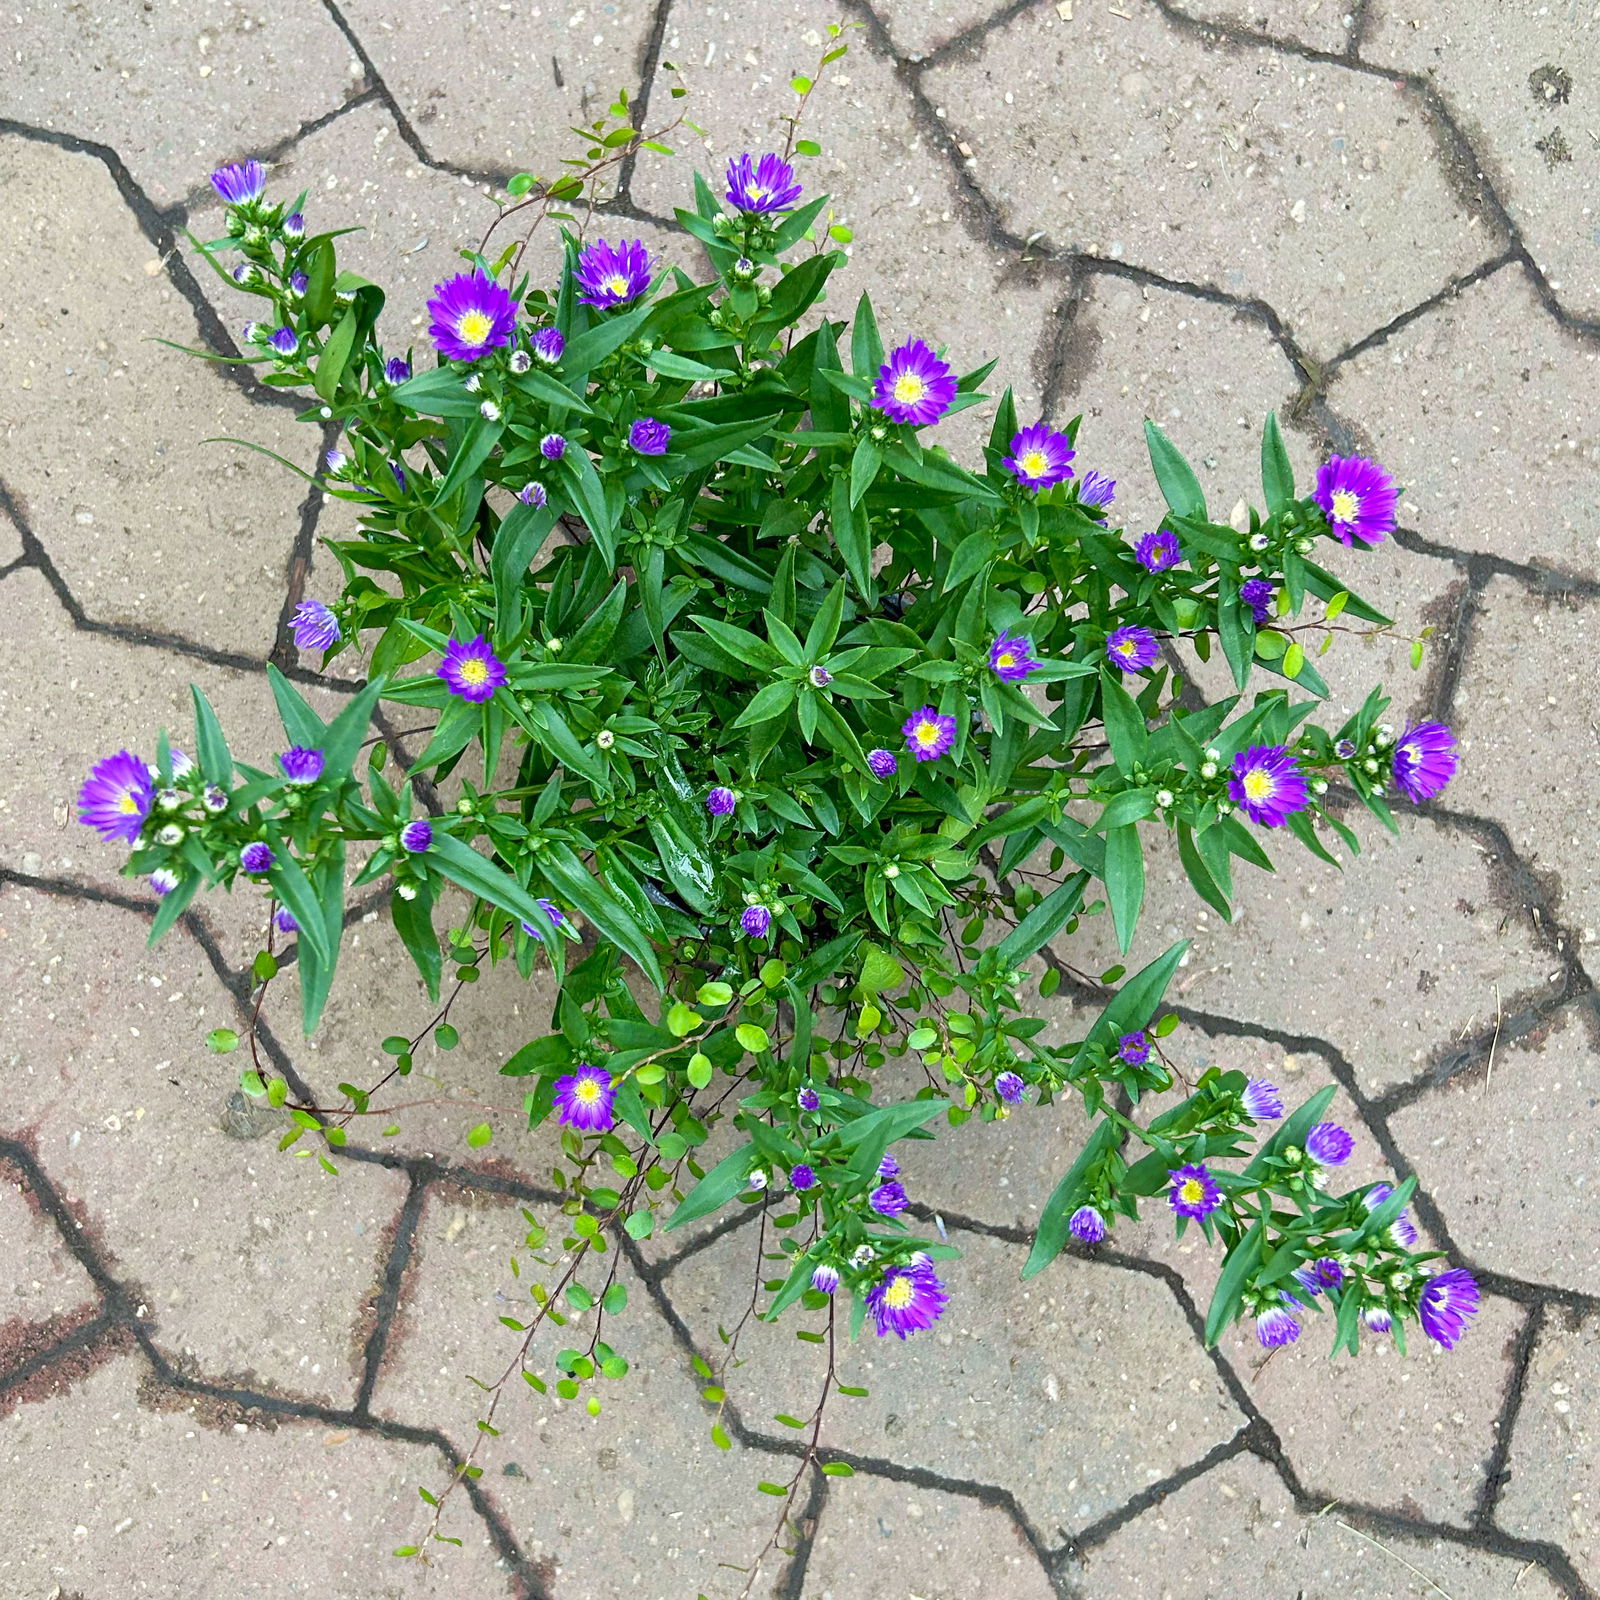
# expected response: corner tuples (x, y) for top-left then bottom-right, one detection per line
(2, 1), (1598, 1596)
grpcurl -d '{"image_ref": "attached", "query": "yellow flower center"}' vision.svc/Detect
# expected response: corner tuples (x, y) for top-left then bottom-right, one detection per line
(456, 310), (493, 347)
(458, 658), (490, 686)
(1019, 449), (1048, 477)
(574, 1077), (602, 1104)
(605, 274), (631, 297)
(996, 652), (1015, 670)
(882, 1275), (915, 1309)
(915, 721), (941, 747)
(1330, 488), (1360, 522)
(892, 373), (926, 405)
(747, 184), (767, 201)
(117, 792), (141, 813)
(1242, 769), (1275, 801)
(1179, 1178), (1205, 1204)
(1115, 638), (1137, 658)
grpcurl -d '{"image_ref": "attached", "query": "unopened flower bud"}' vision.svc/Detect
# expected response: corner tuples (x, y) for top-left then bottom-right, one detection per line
(509, 349), (532, 374)
(1200, 761), (1218, 780)
(731, 256), (757, 280)
(1311, 778), (1328, 795)
(1374, 723), (1396, 748)
(1249, 533), (1270, 552)
(1295, 536), (1314, 554)
(596, 729), (615, 749)
(1155, 788), (1174, 809)
(1205, 748), (1221, 762)
(746, 1167), (768, 1191)
(479, 399), (500, 420)
(203, 784), (229, 813)
(1363, 758), (1380, 774)
(156, 823), (185, 846)
(157, 788), (183, 812)
(464, 373), (482, 393)
(395, 881), (418, 900)
(883, 863), (901, 878)
(1217, 801), (1234, 816)
(456, 799), (474, 815)
(546, 638), (562, 652)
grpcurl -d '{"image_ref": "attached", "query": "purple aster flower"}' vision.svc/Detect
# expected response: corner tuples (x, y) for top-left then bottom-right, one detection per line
(438, 633), (508, 704)
(210, 160), (266, 206)
(1001, 422), (1075, 492)
(867, 747), (898, 780)
(811, 1263), (840, 1294)
(1392, 722), (1458, 804)
(1078, 470), (1116, 511)
(628, 417), (671, 456)
(267, 326), (298, 358)
(797, 1085), (821, 1112)
(790, 1163), (818, 1191)
(518, 482), (547, 509)
(275, 907), (299, 934)
(399, 819), (433, 854)
(1362, 1182), (1420, 1248)
(1168, 1162), (1222, 1221)
(1256, 1304), (1301, 1348)
(240, 841), (275, 874)
(740, 904), (772, 939)
(1418, 1267), (1479, 1350)
(1306, 1121), (1354, 1167)
(149, 868), (180, 897)
(1105, 625), (1159, 673)
(1134, 529), (1182, 573)
(873, 339), (958, 428)
(552, 1063), (616, 1134)
(1363, 1305), (1394, 1333)
(706, 786), (736, 817)
(289, 270), (308, 296)
(1292, 1257), (1345, 1296)
(283, 212), (304, 240)
(573, 237), (652, 310)
(995, 1070), (1026, 1104)
(902, 706), (956, 762)
(1117, 1030), (1150, 1067)
(278, 746), (325, 785)
(1241, 1078), (1284, 1120)
(878, 1154), (900, 1180)
(989, 631), (1041, 683)
(530, 326), (565, 364)
(290, 599), (340, 652)
(725, 152), (803, 214)
(425, 271), (517, 363)
(540, 432), (567, 461)
(1240, 577), (1276, 626)
(77, 750), (156, 845)
(1228, 744), (1309, 828)
(384, 356), (411, 384)
(1314, 454), (1399, 547)
(808, 665), (833, 688)
(519, 898), (566, 941)
(1069, 1205), (1107, 1244)
(1334, 737), (1358, 760)
(866, 1260), (949, 1340)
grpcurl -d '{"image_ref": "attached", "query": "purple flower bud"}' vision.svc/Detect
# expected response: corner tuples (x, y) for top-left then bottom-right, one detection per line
(1240, 1078), (1284, 1120)
(278, 746), (325, 785)
(995, 1071), (1025, 1104)
(385, 356), (411, 384)
(149, 868), (180, 897)
(797, 1085), (821, 1111)
(267, 326), (298, 357)
(809, 665), (832, 688)
(789, 1163), (818, 1191)
(283, 212), (305, 239)
(289, 271), (309, 297)
(540, 432), (567, 461)
(628, 417), (671, 456)
(325, 448), (348, 474)
(1117, 1030), (1151, 1067)
(706, 786), (736, 817)
(290, 599), (340, 652)
(878, 1154), (899, 1180)
(1069, 1205), (1107, 1244)
(811, 1264), (840, 1294)
(1306, 1121), (1354, 1167)
(867, 747), (898, 780)
(739, 904), (771, 939)
(518, 482), (547, 508)
(399, 819), (433, 854)
(869, 1180), (909, 1217)
(240, 841), (275, 874)
(275, 907), (299, 933)
(531, 326), (565, 364)
(389, 461), (408, 492)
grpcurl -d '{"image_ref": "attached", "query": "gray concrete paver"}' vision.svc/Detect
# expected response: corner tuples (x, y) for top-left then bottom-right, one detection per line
(0, 1159), (95, 1326)
(874, 0), (1015, 60)
(1178, 0), (1356, 54)
(925, 1), (1496, 358)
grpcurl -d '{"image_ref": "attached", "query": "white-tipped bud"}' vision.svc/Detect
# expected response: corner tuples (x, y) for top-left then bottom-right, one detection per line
(509, 349), (532, 373)
(883, 863), (901, 878)
(396, 881), (418, 900)
(596, 729), (615, 749)
(1249, 533), (1270, 552)
(1200, 761), (1218, 781)
(479, 399), (501, 420)
(1155, 789), (1175, 809)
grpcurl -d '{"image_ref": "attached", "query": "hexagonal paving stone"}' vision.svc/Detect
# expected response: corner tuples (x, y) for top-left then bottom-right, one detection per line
(4, 3), (358, 208)
(1074, 1450), (1567, 1599)
(0, 137), (319, 657)
(924, 1), (1497, 357)
(1363, 2), (1600, 327)
(633, 0), (1064, 457)
(0, 1361), (511, 1597)
(370, 1189), (784, 1597)
(1391, 1004), (1600, 1298)
(803, 1470), (1056, 1599)
(1326, 266), (1600, 573)
(1499, 1307), (1600, 1588)
(0, 887), (408, 1406)
(1450, 575), (1600, 943)
(0, 1153), (95, 1326)
(666, 1222), (1243, 1538)
(1052, 271), (1303, 531)
(338, 0), (657, 176)
(0, 569), (288, 884)
(1057, 807), (1549, 1095)
(1173, 0), (1357, 54)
